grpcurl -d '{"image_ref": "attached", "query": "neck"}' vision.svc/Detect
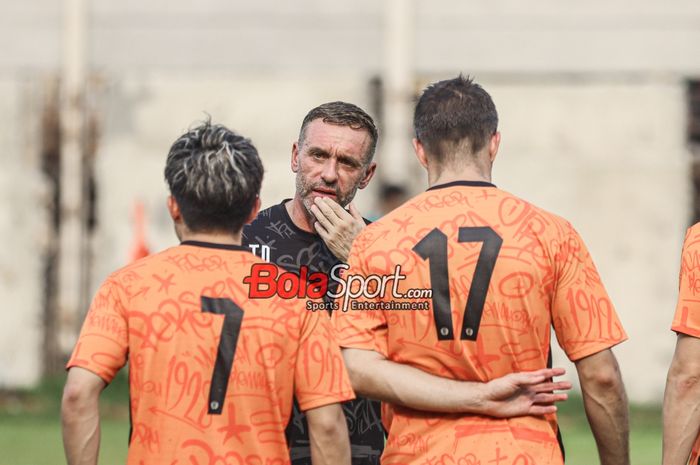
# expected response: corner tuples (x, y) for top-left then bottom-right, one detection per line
(427, 164), (492, 187)
(286, 196), (316, 233)
(179, 230), (243, 245)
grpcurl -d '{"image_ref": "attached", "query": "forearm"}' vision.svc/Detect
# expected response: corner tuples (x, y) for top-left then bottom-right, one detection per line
(61, 398), (101, 465)
(577, 351), (629, 465)
(662, 372), (700, 464)
(61, 367), (106, 465)
(307, 405), (351, 465)
(343, 348), (487, 413)
(581, 382), (629, 465)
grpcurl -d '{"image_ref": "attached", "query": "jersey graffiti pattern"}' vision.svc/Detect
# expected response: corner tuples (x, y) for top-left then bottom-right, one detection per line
(333, 181), (627, 465)
(67, 241), (354, 465)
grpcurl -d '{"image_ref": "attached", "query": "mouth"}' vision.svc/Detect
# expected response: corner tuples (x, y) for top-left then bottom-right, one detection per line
(311, 188), (337, 198)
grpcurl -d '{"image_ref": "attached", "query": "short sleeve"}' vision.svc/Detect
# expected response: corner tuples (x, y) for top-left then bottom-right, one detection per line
(66, 277), (129, 383)
(551, 223), (627, 361)
(294, 306), (355, 411)
(331, 232), (388, 356)
(672, 225), (700, 337)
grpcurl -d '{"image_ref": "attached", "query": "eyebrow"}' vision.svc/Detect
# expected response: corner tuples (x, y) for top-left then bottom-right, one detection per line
(307, 146), (364, 168)
(307, 147), (330, 158)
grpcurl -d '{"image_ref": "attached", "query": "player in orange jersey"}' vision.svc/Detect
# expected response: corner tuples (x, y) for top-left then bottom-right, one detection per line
(663, 223), (700, 464)
(61, 121), (355, 465)
(333, 76), (630, 465)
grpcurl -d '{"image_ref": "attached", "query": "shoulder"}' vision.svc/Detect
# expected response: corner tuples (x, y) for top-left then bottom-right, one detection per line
(685, 222), (700, 242)
(493, 188), (578, 239)
(244, 203), (282, 231)
(680, 222), (700, 255)
(110, 247), (176, 278)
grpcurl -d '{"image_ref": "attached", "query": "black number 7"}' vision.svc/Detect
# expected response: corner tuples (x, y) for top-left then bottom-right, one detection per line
(201, 296), (245, 415)
(412, 227), (502, 341)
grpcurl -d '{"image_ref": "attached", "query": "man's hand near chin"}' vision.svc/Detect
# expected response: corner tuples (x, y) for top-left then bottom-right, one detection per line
(310, 197), (366, 262)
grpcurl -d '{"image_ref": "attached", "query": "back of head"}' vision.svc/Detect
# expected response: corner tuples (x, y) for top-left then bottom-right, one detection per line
(413, 75), (498, 164)
(164, 120), (264, 234)
(298, 101), (378, 163)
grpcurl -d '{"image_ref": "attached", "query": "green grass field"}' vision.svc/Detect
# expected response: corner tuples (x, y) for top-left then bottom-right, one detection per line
(0, 374), (661, 465)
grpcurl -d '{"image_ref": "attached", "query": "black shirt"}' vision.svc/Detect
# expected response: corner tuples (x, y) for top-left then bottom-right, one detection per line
(242, 200), (384, 465)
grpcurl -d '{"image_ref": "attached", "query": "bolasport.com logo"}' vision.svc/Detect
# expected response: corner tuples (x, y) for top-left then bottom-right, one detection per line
(242, 263), (432, 312)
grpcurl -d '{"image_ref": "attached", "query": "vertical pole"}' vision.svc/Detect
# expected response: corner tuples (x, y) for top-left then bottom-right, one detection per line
(382, 0), (415, 186)
(58, 0), (87, 353)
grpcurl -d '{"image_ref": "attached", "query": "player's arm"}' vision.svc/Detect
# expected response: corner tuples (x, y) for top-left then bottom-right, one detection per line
(342, 348), (571, 417)
(61, 367), (107, 465)
(310, 197), (366, 262)
(663, 334), (700, 465)
(306, 403), (351, 465)
(575, 349), (629, 465)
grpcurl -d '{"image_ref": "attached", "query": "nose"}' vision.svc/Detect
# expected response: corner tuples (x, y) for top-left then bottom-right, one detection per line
(320, 158), (338, 185)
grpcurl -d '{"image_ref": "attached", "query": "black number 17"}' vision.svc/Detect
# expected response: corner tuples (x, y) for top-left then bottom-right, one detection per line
(412, 227), (502, 341)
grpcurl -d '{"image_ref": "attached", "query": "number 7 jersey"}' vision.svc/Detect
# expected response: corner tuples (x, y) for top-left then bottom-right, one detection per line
(333, 180), (627, 465)
(67, 241), (354, 465)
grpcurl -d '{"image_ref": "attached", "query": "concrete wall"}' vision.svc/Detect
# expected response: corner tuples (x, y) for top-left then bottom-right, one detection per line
(0, 78), (47, 387)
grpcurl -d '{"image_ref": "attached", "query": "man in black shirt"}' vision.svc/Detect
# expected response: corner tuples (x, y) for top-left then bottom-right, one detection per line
(243, 101), (572, 465)
(243, 102), (383, 464)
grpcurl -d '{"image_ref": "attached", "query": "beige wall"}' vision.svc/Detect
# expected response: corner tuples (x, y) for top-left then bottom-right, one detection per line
(0, 78), (47, 387)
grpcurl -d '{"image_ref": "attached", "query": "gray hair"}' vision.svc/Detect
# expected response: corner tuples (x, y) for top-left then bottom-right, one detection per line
(164, 120), (264, 233)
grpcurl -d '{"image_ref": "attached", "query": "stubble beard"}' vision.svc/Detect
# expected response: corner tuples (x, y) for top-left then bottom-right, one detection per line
(295, 171), (358, 218)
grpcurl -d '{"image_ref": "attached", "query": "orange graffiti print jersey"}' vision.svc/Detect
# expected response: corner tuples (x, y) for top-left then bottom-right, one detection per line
(67, 241), (354, 465)
(671, 223), (700, 463)
(334, 181), (627, 465)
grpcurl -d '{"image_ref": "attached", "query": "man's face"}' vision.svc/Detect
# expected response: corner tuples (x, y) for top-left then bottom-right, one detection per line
(292, 119), (376, 215)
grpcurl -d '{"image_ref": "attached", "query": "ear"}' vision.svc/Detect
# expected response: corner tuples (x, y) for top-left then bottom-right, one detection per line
(488, 131), (501, 163)
(291, 141), (300, 173)
(245, 196), (262, 224)
(357, 161), (377, 190)
(413, 138), (429, 169)
(167, 195), (182, 222)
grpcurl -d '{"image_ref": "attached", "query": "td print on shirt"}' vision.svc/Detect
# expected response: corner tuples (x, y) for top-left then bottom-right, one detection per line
(242, 200), (384, 465)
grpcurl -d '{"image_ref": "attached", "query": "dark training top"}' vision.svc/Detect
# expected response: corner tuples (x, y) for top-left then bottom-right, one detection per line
(242, 200), (384, 465)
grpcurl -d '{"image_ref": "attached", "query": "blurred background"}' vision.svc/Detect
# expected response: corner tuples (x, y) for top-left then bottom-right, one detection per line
(2, 0), (699, 463)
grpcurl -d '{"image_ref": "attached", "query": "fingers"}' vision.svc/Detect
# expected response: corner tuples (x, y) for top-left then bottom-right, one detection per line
(314, 197), (347, 221)
(528, 405), (558, 416)
(532, 392), (568, 404)
(314, 220), (330, 239)
(509, 367), (567, 386)
(530, 367), (566, 379)
(310, 204), (334, 232)
(530, 381), (573, 393)
(348, 203), (364, 222)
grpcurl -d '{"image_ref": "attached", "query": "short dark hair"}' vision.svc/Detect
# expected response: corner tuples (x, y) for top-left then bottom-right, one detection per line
(298, 101), (378, 163)
(164, 120), (264, 234)
(413, 75), (498, 162)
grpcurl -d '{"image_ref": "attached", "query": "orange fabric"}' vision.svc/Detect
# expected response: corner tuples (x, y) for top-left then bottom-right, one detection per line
(333, 183), (626, 464)
(68, 243), (354, 465)
(671, 223), (700, 462)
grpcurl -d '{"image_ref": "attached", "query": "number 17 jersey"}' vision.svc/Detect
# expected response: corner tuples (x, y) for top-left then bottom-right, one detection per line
(333, 180), (627, 465)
